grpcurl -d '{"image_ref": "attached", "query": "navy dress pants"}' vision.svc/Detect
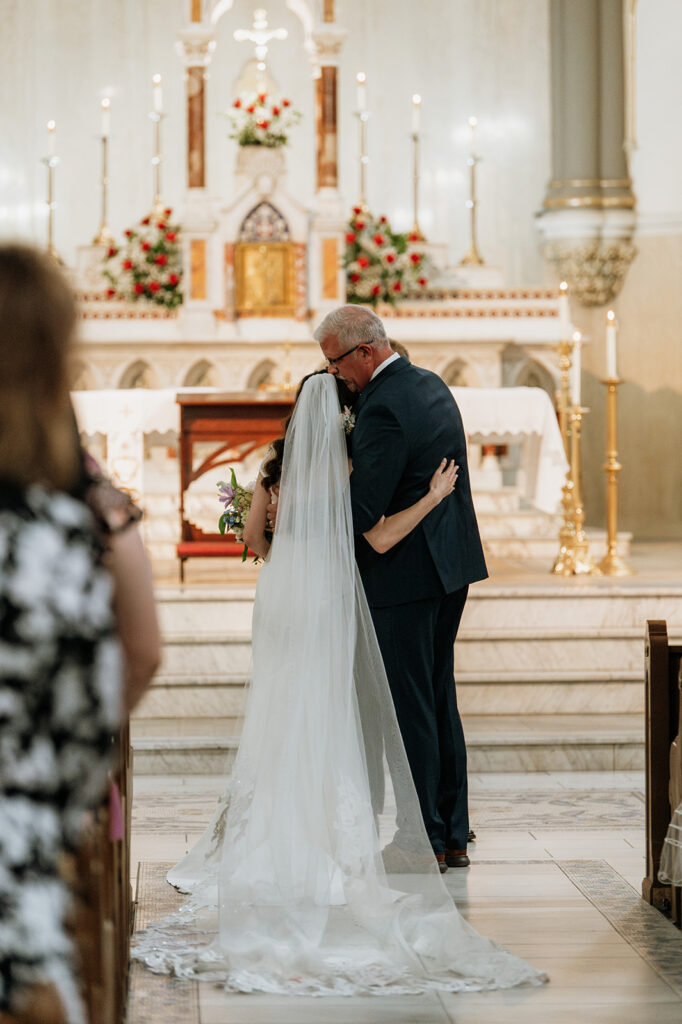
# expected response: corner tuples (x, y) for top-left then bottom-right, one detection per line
(370, 585), (469, 854)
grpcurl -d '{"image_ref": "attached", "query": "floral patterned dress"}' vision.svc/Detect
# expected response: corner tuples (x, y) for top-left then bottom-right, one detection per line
(0, 483), (123, 1022)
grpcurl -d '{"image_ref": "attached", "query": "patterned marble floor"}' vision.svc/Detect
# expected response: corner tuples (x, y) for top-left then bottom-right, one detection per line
(128, 770), (682, 1024)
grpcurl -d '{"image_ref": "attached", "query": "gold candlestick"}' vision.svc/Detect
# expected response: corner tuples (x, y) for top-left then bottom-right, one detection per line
(92, 133), (115, 247)
(149, 110), (166, 218)
(411, 130), (423, 237)
(459, 116), (484, 266)
(552, 406), (600, 576)
(356, 110), (370, 212)
(555, 337), (573, 457)
(42, 155), (59, 260)
(598, 379), (634, 575)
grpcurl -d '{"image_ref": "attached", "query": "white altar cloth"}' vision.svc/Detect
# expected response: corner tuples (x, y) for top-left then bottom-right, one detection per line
(72, 385), (567, 515)
(451, 387), (567, 514)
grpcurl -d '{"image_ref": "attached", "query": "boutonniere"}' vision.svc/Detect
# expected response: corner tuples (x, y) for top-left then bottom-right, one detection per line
(341, 406), (356, 435)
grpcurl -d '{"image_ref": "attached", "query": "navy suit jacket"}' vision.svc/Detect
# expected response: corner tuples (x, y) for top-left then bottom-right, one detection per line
(350, 357), (488, 607)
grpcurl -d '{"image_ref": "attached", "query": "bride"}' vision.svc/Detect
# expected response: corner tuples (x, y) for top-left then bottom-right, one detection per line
(133, 371), (546, 995)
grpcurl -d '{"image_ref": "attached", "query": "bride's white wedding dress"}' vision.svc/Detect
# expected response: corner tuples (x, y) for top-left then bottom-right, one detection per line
(133, 374), (546, 995)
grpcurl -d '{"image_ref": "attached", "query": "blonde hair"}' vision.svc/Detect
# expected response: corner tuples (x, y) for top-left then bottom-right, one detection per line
(0, 244), (80, 490)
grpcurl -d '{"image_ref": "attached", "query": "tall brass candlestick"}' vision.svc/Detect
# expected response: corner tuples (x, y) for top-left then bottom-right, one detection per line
(555, 337), (573, 457)
(93, 133), (115, 247)
(568, 405), (600, 575)
(357, 110), (369, 211)
(598, 379), (634, 575)
(42, 155), (59, 260)
(459, 116), (484, 266)
(411, 130), (422, 237)
(150, 111), (165, 217)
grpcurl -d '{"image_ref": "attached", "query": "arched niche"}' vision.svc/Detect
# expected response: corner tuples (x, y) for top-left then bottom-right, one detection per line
(514, 358), (555, 399)
(118, 360), (158, 390)
(183, 359), (221, 388)
(441, 358), (479, 388)
(239, 201), (290, 243)
(247, 359), (277, 391)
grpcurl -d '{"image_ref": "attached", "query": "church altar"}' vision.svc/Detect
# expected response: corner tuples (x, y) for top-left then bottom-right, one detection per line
(72, 384), (567, 566)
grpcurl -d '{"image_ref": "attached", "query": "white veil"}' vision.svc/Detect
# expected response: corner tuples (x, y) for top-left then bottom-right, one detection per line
(134, 374), (546, 994)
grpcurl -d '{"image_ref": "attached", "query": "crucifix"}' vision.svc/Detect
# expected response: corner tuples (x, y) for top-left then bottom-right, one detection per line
(234, 8), (287, 89)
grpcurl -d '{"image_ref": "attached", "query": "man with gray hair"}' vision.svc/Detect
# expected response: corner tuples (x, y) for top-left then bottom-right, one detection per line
(315, 304), (487, 871)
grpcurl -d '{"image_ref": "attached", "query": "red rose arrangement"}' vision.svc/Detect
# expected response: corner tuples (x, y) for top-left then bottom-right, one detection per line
(343, 208), (429, 307)
(228, 91), (301, 148)
(103, 208), (183, 309)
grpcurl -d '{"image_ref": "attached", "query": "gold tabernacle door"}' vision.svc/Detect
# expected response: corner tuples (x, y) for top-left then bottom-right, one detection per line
(234, 241), (296, 317)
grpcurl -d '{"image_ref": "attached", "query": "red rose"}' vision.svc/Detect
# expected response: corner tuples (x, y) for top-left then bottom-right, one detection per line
(358, 256), (370, 268)
(410, 252), (421, 264)
(258, 93), (266, 104)
(418, 277), (427, 286)
(392, 281), (402, 292)
(345, 232), (357, 243)
(164, 207), (172, 216)
(352, 205), (362, 215)
(372, 284), (381, 296)
(355, 220), (365, 230)
(373, 233), (385, 245)
(385, 253), (395, 264)
(122, 259), (133, 270)
(149, 281), (160, 292)
(124, 229), (133, 238)
(165, 231), (176, 242)
(409, 232), (420, 242)
(134, 282), (145, 294)
(141, 242), (151, 251)
(246, 105), (255, 114)
(107, 247), (116, 258)
(282, 98), (291, 107)
(379, 215), (387, 224)
(157, 221), (166, 230)
(233, 98), (242, 108)
(168, 273), (179, 285)
(257, 120), (269, 130)
(272, 106), (280, 116)
(350, 272), (360, 283)
(155, 253), (167, 266)
(141, 216), (150, 225)
(106, 287), (116, 297)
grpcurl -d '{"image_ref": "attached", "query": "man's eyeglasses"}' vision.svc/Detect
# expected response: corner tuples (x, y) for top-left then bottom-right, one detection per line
(325, 341), (370, 367)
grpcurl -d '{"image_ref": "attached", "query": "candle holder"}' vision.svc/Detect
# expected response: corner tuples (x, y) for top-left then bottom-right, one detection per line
(92, 134), (115, 247)
(149, 110), (166, 218)
(598, 378), (634, 576)
(459, 132), (484, 266)
(41, 155), (60, 260)
(552, 406), (601, 576)
(555, 337), (573, 457)
(355, 110), (370, 213)
(411, 130), (424, 239)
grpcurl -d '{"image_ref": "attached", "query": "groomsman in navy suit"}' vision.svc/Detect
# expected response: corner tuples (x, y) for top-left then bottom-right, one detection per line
(315, 305), (488, 870)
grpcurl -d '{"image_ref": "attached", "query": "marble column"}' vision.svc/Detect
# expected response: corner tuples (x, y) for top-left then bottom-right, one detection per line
(176, 21), (219, 332)
(309, 23), (348, 316)
(538, 0), (637, 306)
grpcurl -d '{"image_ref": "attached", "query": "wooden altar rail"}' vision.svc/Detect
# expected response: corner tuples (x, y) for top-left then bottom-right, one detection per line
(73, 721), (133, 1024)
(642, 620), (682, 926)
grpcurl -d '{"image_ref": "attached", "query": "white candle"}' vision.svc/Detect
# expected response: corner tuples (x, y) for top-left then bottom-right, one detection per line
(606, 310), (618, 379)
(152, 73), (163, 113)
(558, 281), (570, 340)
(571, 330), (582, 406)
(356, 72), (367, 112)
(101, 98), (111, 138)
(412, 94), (421, 133)
(46, 119), (56, 157)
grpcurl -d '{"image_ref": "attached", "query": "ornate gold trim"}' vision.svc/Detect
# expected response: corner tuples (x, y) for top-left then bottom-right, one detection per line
(548, 177), (633, 188)
(234, 242), (296, 317)
(543, 195), (636, 210)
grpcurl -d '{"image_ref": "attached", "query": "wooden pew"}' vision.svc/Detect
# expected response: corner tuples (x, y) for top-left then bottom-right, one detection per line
(72, 721), (133, 1024)
(642, 620), (682, 925)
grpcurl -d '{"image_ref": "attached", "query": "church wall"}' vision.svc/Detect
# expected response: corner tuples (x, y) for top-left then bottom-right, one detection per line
(577, 0), (682, 541)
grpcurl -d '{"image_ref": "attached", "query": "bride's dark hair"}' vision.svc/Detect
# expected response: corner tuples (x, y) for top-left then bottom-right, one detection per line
(261, 371), (356, 490)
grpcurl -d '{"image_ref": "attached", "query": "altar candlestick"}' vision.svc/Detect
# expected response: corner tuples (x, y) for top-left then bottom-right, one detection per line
(606, 310), (618, 379)
(101, 98), (111, 138)
(356, 71), (366, 112)
(47, 120), (56, 157)
(571, 330), (582, 406)
(558, 281), (570, 339)
(153, 73), (163, 113)
(411, 94), (421, 133)
(459, 116), (484, 266)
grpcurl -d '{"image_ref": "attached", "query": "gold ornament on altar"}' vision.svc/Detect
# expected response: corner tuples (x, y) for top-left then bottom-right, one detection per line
(545, 239), (637, 307)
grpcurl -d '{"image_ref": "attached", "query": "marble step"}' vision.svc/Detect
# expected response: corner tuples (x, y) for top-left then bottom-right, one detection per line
(130, 713), (643, 775)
